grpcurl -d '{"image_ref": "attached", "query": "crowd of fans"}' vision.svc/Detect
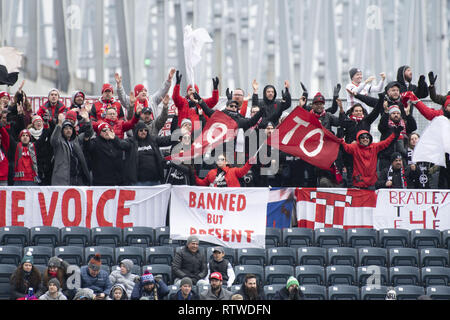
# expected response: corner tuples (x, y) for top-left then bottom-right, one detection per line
(0, 65), (449, 190)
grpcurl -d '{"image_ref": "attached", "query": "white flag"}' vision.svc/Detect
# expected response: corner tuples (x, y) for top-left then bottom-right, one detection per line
(183, 25), (213, 88)
(412, 116), (450, 167)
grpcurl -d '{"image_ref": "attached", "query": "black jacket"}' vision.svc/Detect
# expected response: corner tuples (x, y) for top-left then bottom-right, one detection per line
(252, 85), (291, 128)
(237, 284), (266, 300)
(396, 65), (429, 99)
(172, 246), (207, 285)
(272, 287), (304, 300)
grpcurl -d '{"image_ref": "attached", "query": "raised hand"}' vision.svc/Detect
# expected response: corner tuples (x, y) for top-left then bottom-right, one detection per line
(252, 79), (259, 93)
(365, 76), (376, 84)
(298, 96), (307, 108)
(212, 77), (219, 90)
(168, 68), (176, 82)
(135, 102), (144, 115)
(284, 80), (290, 89)
(18, 80), (26, 92)
(162, 94), (170, 106)
(226, 88), (233, 101)
(380, 72), (386, 81)
(58, 113), (65, 125)
(336, 99), (343, 112)
(129, 91), (137, 106)
(300, 82), (308, 93)
(114, 73), (122, 86)
(333, 83), (341, 98)
(192, 92), (202, 103)
(176, 70), (182, 85)
(428, 72), (437, 86)
(83, 100), (93, 114)
(16, 102), (24, 115)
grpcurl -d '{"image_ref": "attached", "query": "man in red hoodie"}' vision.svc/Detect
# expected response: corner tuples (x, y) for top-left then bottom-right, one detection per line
(90, 84), (125, 122)
(0, 120), (9, 186)
(172, 70), (219, 132)
(14, 129), (39, 186)
(340, 128), (402, 189)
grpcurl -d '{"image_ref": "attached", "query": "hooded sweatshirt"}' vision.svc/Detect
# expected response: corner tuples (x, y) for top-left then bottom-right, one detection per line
(38, 290), (68, 300)
(396, 65), (428, 99)
(109, 259), (139, 298)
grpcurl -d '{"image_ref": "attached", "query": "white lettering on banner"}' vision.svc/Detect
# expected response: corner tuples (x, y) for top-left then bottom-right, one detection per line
(281, 116), (324, 157)
(373, 189), (450, 230)
(281, 116), (309, 145)
(0, 186), (170, 228)
(206, 123), (229, 144)
(169, 186), (269, 249)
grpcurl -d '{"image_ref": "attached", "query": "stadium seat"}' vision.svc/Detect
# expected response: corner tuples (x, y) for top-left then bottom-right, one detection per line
(155, 227), (180, 247)
(230, 284), (242, 294)
(426, 286), (450, 300)
(357, 266), (388, 287)
(234, 265), (264, 285)
(360, 285), (389, 300)
(297, 247), (327, 266)
(327, 247), (357, 266)
(264, 284), (285, 300)
(328, 285), (360, 300)
(206, 247), (236, 266)
(0, 264), (16, 299)
(30, 226), (60, 247)
(0, 246), (23, 265)
(264, 265), (294, 285)
(389, 266), (421, 286)
(111, 264), (141, 276)
(314, 228), (345, 248)
(266, 247), (296, 266)
(265, 228), (282, 248)
(282, 228), (314, 247)
(84, 246), (115, 266)
(91, 227), (122, 248)
(143, 264), (172, 285)
(421, 267), (450, 286)
(346, 228), (378, 248)
(358, 247), (388, 267)
(379, 228), (410, 249)
(145, 246), (175, 265)
(299, 285), (327, 300)
(167, 284), (179, 299)
(196, 284), (210, 296)
(237, 248), (266, 266)
(295, 265), (325, 286)
(389, 248), (419, 267)
(123, 227), (154, 248)
(410, 229), (441, 249)
(115, 246), (145, 266)
(326, 266), (356, 286)
(60, 226), (91, 247)
(0, 226), (29, 247)
(33, 264), (47, 276)
(442, 230), (450, 249)
(23, 246), (53, 266)
(420, 248), (449, 267)
(54, 246), (84, 266)
(394, 285), (425, 300)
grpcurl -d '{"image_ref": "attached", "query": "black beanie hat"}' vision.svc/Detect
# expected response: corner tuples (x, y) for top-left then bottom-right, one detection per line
(349, 68), (361, 80)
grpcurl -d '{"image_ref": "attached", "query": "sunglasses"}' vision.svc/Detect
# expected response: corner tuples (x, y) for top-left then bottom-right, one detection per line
(228, 104), (238, 109)
(359, 135), (370, 140)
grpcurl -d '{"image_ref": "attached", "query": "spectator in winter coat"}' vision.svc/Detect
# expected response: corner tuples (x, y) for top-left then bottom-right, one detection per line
(131, 271), (169, 300)
(109, 259), (139, 298)
(50, 117), (91, 186)
(83, 122), (131, 186)
(406, 133), (437, 189)
(89, 83), (125, 122)
(377, 103), (417, 171)
(0, 121), (10, 186)
(340, 128), (402, 189)
(350, 81), (406, 114)
(169, 277), (200, 300)
(204, 247), (235, 289)
(37, 88), (67, 125)
(237, 274), (266, 300)
(200, 272), (233, 301)
(172, 235), (209, 287)
(137, 94), (170, 136)
(251, 79), (291, 129)
(376, 152), (409, 189)
(37, 256), (74, 299)
(28, 115), (54, 185)
(93, 103), (141, 140)
(194, 153), (254, 188)
(116, 68), (175, 121)
(14, 129), (39, 185)
(396, 65), (429, 99)
(73, 288), (95, 300)
(38, 278), (67, 300)
(109, 283), (129, 300)
(80, 254), (112, 300)
(345, 67), (386, 111)
(172, 71), (219, 131)
(9, 252), (42, 300)
(273, 277), (304, 300)
(427, 71), (450, 106)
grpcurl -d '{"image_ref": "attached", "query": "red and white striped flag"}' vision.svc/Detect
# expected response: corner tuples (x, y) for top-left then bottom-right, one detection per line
(295, 188), (377, 229)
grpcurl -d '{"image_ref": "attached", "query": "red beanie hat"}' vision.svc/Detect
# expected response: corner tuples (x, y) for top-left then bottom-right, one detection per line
(186, 84), (200, 95)
(444, 96), (450, 108)
(313, 92), (325, 104)
(65, 110), (78, 122)
(32, 115), (43, 125)
(0, 91), (10, 100)
(19, 129), (31, 139)
(102, 84), (114, 94)
(97, 122), (112, 133)
(134, 84), (145, 97)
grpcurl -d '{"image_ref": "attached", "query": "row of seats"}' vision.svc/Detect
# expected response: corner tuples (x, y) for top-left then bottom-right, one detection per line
(1, 226), (449, 249)
(1, 245), (448, 269)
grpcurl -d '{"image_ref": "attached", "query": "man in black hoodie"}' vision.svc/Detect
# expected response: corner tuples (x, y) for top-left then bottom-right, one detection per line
(396, 65), (429, 98)
(376, 152), (409, 189)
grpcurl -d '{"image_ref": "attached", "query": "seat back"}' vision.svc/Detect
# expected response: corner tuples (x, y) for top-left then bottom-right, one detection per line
(389, 266), (421, 286)
(326, 266), (356, 286)
(295, 265), (325, 286)
(0, 246), (23, 265)
(410, 229), (441, 249)
(233, 265), (264, 285)
(91, 227), (122, 248)
(357, 266), (388, 286)
(123, 227), (154, 247)
(264, 284), (285, 300)
(55, 246), (84, 266)
(30, 226), (60, 247)
(358, 247), (388, 267)
(379, 229), (409, 249)
(265, 228), (282, 248)
(267, 247), (296, 266)
(389, 248), (419, 267)
(314, 228), (345, 248)
(361, 285), (389, 300)
(0, 226), (29, 247)
(297, 247), (327, 266)
(84, 246), (115, 266)
(0, 264), (17, 299)
(237, 248), (266, 266)
(23, 246), (53, 266)
(115, 246), (145, 267)
(420, 248), (449, 267)
(299, 284), (327, 300)
(264, 265), (294, 285)
(426, 286), (450, 300)
(327, 247), (357, 266)
(346, 228), (377, 248)
(143, 264), (173, 285)
(282, 228), (314, 247)
(421, 267), (450, 286)
(328, 285), (360, 300)
(146, 246), (175, 265)
(60, 227), (91, 247)
(395, 285), (425, 300)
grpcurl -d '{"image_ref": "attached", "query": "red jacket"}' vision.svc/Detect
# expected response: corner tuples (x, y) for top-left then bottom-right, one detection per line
(37, 101), (67, 123)
(14, 142), (38, 182)
(414, 100), (444, 121)
(172, 84), (219, 131)
(90, 98), (125, 122)
(195, 161), (252, 187)
(341, 130), (396, 188)
(0, 127), (9, 181)
(93, 114), (139, 140)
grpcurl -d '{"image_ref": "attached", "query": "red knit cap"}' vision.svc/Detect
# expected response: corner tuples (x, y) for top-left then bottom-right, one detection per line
(88, 253), (102, 271)
(98, 122), (112, 133)
(102, 83), (114, 94)
(134, 84), (146, 97)
(444, 96), (450, 108)
(0, 91), (10, 100)
(65, 110), (77, 122)
(312, 92), (325, 104)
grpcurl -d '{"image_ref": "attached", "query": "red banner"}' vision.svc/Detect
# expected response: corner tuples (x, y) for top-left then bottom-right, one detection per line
(268, 107), (341, 170)
(166, 110), (238, 161)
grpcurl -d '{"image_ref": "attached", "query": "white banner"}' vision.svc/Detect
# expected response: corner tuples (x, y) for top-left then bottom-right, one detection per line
(373, 189), (450, 230)
(0, 185), (171, 228)
(169, 186), (269, 249)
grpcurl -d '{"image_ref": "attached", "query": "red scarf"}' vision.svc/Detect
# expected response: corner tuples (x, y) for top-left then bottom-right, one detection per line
(350, 115), (364, 122)
(310, 109), (326, 118)
(388, 119), (407, 139)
